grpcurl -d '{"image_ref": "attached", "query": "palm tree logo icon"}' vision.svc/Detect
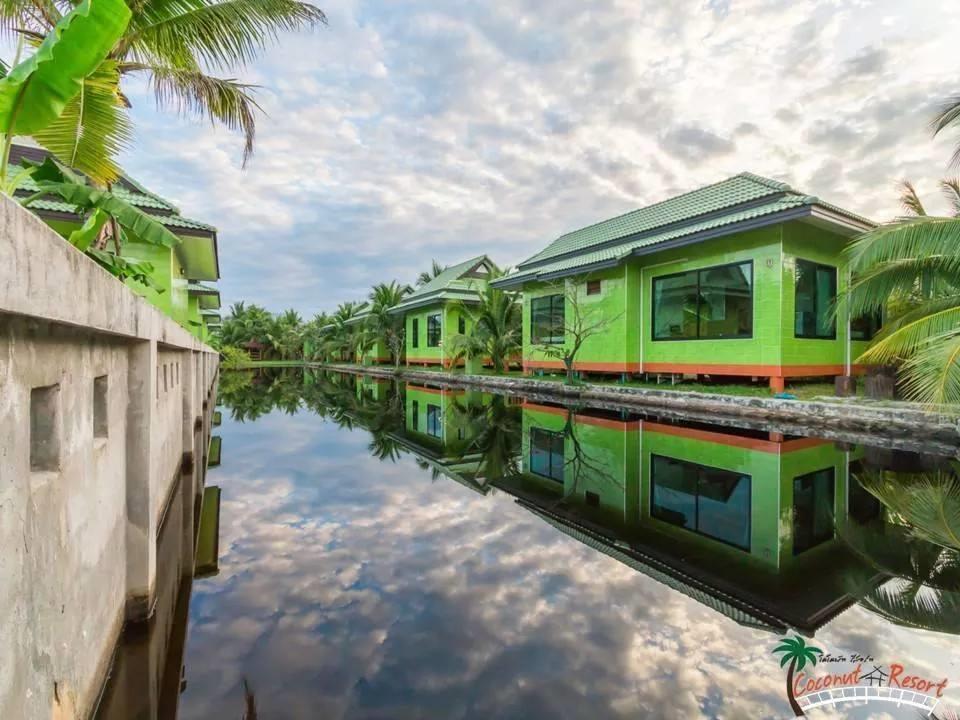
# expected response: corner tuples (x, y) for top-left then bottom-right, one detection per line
(772, 635), (824, 716)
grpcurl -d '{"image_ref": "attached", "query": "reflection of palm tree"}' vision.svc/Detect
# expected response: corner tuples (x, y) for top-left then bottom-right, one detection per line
(854, 467), (960, 551)
(446, 395), (522, 483)
(242, 678), (258, 720)
(840, 520), (960, 635)
(772, 635), (823, 716)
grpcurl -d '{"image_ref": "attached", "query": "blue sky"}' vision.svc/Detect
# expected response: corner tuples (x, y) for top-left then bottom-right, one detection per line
(118, 0), (960, 318)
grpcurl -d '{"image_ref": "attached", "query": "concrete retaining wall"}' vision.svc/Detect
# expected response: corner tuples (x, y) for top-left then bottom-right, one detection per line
(0, 196), (219, 720)
(320, 363), (960, 453)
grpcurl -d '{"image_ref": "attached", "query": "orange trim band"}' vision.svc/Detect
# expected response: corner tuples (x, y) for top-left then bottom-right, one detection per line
(522, 402), (641, 430)
(406, 384), (464, 397)
(644, 421), (831, 454)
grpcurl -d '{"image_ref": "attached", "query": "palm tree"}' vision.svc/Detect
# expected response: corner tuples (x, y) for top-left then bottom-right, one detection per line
(366, 280), (411, 367)
(416, 260), (446, 286)
(772, 635), (822, 716)
(446, 268), (520, 374)
(933, 95), (960, 168)
(844, 98), (960, 405)
(840, 518), (960, 636)
(1, 0), (327, 174)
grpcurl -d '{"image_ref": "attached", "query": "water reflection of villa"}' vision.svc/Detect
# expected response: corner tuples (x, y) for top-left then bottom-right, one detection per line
(389, 384), (494, 495)
(492, 402), (884, 635)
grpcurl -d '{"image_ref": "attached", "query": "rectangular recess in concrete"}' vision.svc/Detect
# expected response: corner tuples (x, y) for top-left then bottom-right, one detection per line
(94, 375), (108, 438)
(30, 384), (61, 472)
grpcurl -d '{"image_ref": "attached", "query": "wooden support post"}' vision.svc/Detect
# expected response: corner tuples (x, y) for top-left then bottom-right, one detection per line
(769, 376), (786, 394)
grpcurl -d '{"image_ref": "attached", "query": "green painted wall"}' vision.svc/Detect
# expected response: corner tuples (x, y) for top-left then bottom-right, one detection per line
(519, 221), (865, 377)
(404, 302), (474, 365)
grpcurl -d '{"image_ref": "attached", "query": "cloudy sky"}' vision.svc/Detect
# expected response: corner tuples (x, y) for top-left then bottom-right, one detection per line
(119, 0), (960, 318)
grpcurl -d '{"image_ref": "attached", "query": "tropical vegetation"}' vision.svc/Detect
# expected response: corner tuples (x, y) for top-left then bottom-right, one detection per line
(446, 268), (521, 374)
(846, 95), (960, 405)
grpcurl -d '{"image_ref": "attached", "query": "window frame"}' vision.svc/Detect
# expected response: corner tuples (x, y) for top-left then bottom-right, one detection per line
(649, 453), (752, 551)
(426, 313), (442, 347)
(794, 259), (838, 340)
(586, 279), (602, 296)
(426, 403), (442, 438)
(851, 308), (883, 342)
(792, 466), (836, 555)
(651, 260), (754, 342)
(530, 293), (565, 345)
(458, 315), (466, 335)
(411, 318), (419, 349)
(529, 427), (565, 483)
(411, 400), (419, 431)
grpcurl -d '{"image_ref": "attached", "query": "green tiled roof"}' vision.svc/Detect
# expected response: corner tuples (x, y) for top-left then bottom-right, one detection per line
(390, 255), (493, 314)
(21, 197), (216, 233)
(11, 143), (217, 234)
(187, 281), (219, 295)
(495, 173), (873, 287)
(343, 303), (371, 326)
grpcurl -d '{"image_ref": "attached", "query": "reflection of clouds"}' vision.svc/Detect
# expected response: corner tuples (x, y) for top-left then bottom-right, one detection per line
(181, 409), (958, 720)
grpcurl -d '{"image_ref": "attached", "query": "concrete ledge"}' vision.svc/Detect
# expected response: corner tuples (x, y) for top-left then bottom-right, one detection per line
(316, 363), (960, 452)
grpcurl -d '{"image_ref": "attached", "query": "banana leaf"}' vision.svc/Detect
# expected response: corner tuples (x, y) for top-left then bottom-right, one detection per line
(23, 157), (180, 249)
(0, 0), (131, 135)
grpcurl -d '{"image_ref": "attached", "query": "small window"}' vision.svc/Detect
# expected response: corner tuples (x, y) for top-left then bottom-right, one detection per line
(458, 315), (466, 334)
(426, 314), (441, 347)
(530, 428), (564, 482)
(847, 461), (882, 525)
(411, 318), (419, 349)
(795, 260), (837, 339)
(93, 375), (108, 438)
(530, 294), (565, 345)
(851, 309), (883, 341)
(586, 280), (601, 295)
(411, 400), (419, 431)
(793, 467), (835, 554)
(30, 384), (61, 472)
(426, 404), (442, 438)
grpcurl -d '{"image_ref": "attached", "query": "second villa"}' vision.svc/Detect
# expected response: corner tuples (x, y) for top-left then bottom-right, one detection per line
(371, 172), (880, 392)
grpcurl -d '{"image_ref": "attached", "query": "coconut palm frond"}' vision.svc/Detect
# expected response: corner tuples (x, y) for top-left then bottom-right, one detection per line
(134, 63), (261, 165)
(846, 256), (960, 318)
(932, 94), (960, 169)
(941, 178), (960, 217)
(897, 331), (960, 407)
(846, 216), (960, 273)
(123, 0), (326, 70)
(858, 582), (960, 634)
(898, 179), (927, 216)
(32, 60), (132, 185)
(857, 300), (960, 364)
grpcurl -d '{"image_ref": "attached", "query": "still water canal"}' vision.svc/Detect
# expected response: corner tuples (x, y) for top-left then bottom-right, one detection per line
(104, 369), (960, 720)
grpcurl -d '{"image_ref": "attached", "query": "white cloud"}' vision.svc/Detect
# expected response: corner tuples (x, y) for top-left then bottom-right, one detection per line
(116, 0), (960, 317)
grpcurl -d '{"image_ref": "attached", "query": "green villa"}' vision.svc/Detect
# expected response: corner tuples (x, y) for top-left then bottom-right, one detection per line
(389, 384), (493, 495)
(498, 402), (883, 633)
(390, 255), (496, 368)
(342, 303), (392, 365)
(12, 143), (220, 340)
(491, 173), (878, 392)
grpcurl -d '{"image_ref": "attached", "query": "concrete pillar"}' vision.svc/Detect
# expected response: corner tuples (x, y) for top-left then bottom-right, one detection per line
(769, 376), (785, 394)
(125, 339), (158, 622)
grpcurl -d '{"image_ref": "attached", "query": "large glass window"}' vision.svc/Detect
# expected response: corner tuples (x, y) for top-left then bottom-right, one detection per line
(411, 318), (419, 349)
(530, 428), (564, 482)
(426, 404), (442, 438)
(652, 261), (753, 340)
(651, 454), (751, 550)
(458, 315), (466, 334)
(426, 314), (441, 347)
(531, 294), (565, 345)
(795, 260), (837, 339)
(793, 467), (835, 554)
